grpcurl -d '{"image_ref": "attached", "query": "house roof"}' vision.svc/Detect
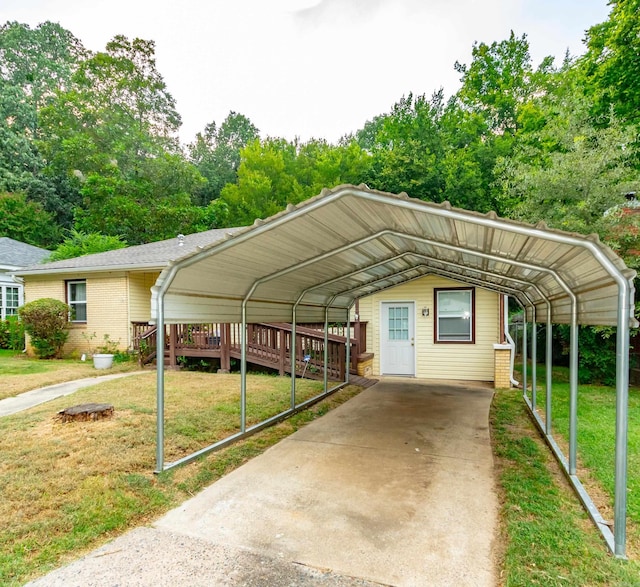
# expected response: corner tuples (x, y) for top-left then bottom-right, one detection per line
(151, 184), (637, 327)
(0, 237), (50, 271)
(13, 227), (244, 276)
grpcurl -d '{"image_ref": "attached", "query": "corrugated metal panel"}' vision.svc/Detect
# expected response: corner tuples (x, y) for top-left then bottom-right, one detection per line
(152, 185), (637, 328)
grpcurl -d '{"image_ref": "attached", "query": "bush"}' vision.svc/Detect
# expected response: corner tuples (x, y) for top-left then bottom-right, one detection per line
(0, 316), (25, 350)
(537, 324), (618, 385)
(18, 298), (70, 358)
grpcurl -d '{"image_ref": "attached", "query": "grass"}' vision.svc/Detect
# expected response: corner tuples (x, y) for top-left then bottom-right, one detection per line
(519, 363), (640, 546)
(0, 349), (140, 401)
(4, 352), (639, 585)
(0, 370), (362, 586)
(493, 367), (640, 586)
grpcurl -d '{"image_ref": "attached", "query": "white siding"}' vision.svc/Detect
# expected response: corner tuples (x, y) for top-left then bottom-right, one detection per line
(357, 275), (499, 381)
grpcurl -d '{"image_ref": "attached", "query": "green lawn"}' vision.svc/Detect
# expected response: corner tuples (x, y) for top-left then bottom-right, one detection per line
(493, 364), (640, 585)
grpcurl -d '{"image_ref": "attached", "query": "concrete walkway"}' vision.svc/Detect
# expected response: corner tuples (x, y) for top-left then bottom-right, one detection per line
(26, 378), (499, 587)
(0, 372), (146, 417)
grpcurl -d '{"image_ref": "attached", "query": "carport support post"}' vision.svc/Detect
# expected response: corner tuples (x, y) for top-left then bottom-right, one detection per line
(531, 307), (537, 411)
(546, 304), (553, 435)
(614, 282), (631, 557)
(323, 306), (329, 393)
(291, 306), (297, 409)
(240, 300), (247, 433)
(569, 302), (579, 475)
(522, 317), (528, 396)
(345, 307), (351, 384)
(154, 296), (166, 473)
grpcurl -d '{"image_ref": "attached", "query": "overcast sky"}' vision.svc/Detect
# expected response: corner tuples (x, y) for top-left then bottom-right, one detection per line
(1, 0), (612, 145)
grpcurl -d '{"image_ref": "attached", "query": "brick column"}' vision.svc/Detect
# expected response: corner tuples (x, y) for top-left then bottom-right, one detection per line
(493, 343), (512, 389)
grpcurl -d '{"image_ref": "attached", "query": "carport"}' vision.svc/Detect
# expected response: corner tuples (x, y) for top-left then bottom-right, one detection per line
(151, 184), (636, 557)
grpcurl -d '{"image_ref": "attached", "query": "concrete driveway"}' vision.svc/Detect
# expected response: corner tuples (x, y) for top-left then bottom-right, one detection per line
(27, 379), (498, 587)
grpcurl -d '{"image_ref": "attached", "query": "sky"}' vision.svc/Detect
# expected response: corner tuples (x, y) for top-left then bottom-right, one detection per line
(1, 0), (612, 145)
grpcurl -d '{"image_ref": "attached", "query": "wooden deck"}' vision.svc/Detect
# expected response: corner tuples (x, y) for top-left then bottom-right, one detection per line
(133, 321), (367, 381)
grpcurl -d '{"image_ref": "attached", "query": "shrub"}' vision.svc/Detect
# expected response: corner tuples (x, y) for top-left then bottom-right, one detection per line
(0, 316), (25, 350)
(18, 298), (70, 358)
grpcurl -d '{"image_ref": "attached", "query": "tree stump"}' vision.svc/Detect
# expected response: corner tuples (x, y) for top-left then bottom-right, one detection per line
(57, 403), (114, 423)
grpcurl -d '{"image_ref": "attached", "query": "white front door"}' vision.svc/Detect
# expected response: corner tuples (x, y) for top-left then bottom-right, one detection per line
(380, 302), (415, 376)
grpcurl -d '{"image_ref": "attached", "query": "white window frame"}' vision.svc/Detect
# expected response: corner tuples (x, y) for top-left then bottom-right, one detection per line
(67, 279), (87, 323)
(0, 284), (22, 320)
(435, 287), (475, 343)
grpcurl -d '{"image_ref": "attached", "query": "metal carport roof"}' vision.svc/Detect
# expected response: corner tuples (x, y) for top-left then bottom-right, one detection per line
(152, 184), (636, 328)
(151, 184), (636, 558)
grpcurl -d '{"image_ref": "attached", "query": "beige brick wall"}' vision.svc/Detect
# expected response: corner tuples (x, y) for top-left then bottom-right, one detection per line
(23, 273), (131, 356)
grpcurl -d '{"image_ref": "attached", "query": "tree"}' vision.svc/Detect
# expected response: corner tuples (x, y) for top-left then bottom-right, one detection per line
(219, 136), (372, 226)
(357, 92), (445, 202)
(581, 0), (640, 126)
(47, 229), (127, 261)
(0, 21), (85, 114)
(188, 112), (259, 205)
(0, 191), (59, 247)
(0, 22), (85, 227)
(438, 99), (511, 212)
(73, 153), (207, 244)
(454, 32), (554, 136)
(498, 93), (640, 234)
(35, 35), (213, 243)
(39, 34), (182, 180)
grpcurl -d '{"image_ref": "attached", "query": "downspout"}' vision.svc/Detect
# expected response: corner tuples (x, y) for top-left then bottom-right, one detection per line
(531, 305), (538, 411)
(504, 295), (519, 386)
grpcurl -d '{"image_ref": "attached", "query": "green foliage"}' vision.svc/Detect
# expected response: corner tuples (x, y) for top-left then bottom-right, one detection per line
(0, 317), (25, 350)
(357, 92), (444, 202)
(48, 229), (126, 261)
(498, 91), (640, 234)
(454, 31), (555, 136)
(18, 298), (70, 358)
(72, 154), (207, 244)
(189, 111), (260, 205)
(581, 0), (640, 126)
(0, 21), (86, 227)
(598, 205), (640, 270)
(0, 192), (60, 247)
(537, 324), (619, 385)
(219, 136), (371, 225)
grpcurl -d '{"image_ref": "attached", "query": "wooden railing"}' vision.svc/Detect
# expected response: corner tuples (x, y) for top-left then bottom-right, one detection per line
(131, 321), (364, 380)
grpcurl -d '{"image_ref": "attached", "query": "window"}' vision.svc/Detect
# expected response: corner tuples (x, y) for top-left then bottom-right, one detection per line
(387, 305), (409, 340)
(67, 280), (87, 322)
(435, 288), (475, 343)
(0, 285), (21, 320)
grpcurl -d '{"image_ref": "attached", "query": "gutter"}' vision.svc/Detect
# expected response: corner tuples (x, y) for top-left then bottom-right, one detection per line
(12, 262), (167, 277)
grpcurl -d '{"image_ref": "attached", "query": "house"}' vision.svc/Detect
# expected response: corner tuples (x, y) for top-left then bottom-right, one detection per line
(356, 276), (502, 382)
(0, 237), (50, 320)
(14, 228), (242, 356)
(14, 221), (508, 384)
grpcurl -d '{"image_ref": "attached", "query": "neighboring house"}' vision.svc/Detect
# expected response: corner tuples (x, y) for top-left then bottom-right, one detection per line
(14, 227), (506, 383)
(0, 237), (50, 320)
(14, 228), (242, 356)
